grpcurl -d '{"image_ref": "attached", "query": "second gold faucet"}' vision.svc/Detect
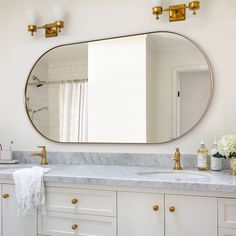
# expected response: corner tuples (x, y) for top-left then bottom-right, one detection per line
(172, 148), (182, 170)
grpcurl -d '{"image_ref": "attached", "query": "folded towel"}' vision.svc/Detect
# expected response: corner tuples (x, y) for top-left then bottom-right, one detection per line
(13, 166), (51, 215)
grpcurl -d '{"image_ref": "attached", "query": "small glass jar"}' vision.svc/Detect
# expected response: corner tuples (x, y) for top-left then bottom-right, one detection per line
(210, 156), (222, 171)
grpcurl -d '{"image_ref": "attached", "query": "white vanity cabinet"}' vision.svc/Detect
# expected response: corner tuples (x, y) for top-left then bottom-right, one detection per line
(118, 192), (217, 236)
(1, 183), (236, 236)
(2, 184), (37, 236)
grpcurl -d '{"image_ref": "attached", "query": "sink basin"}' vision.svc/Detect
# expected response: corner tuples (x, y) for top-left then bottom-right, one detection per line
(136, 170), (211, 181)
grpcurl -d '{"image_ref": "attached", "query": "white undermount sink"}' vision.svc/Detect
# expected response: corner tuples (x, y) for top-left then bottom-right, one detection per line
(136, 170), (211, 181)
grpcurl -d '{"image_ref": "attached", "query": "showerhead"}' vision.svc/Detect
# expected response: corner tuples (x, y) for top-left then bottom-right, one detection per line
(32, 76), (46, 87)
(36, 83), (44, 88)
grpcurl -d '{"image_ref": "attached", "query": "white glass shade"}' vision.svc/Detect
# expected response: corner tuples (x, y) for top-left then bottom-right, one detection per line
(52, 5), (65, 22)
(25, 9), (38, 25)
(151, 0), (163, 7)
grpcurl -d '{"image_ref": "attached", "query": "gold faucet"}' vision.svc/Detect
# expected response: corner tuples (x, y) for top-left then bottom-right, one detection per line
(172, 148), (182, 170)
(31, 146), (48, 165)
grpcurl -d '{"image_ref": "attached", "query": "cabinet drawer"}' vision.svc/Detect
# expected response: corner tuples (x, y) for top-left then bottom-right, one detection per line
(38, 212), (116, 236)
(219, 228), (236, 236)
(219, 198), (236, 228)
(45, 187), (116, 216)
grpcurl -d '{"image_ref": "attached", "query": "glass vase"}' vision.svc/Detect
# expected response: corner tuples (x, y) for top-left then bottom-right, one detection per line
(230, 157), (236, 175)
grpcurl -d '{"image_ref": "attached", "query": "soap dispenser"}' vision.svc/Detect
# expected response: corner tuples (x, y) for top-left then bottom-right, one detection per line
(197, 140), (209, 171)
(210, 139), (222, 171)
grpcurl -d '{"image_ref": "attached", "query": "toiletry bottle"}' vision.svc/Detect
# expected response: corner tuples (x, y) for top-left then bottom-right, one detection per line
(197, 140), (209, 171)
(211, 139), (222, 171)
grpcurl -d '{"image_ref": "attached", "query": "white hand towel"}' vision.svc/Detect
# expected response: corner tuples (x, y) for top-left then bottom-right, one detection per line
(13, 166), (51, 215)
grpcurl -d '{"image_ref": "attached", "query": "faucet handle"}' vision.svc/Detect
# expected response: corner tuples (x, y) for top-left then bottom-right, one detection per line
(175, 147), (180, 153)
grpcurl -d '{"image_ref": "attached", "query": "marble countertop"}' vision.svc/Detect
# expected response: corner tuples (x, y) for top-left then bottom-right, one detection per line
(0, 164), (235, 193)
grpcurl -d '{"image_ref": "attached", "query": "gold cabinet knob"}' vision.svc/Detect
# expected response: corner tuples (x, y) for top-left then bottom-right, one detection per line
(2, 193), (9, 199)
(71, 199), (78, 204)
(169, 206), (176, 212)
(71, 224), (78, 230)
(153, 205), (159, 211)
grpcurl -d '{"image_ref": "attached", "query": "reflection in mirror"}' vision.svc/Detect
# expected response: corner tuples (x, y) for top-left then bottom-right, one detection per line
(25, 32), (213, 143)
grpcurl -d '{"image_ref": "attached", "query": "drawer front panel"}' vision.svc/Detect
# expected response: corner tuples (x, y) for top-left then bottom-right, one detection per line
(45, 187), (116, 216)
(38, 212), (116, 236)
(219, 228), (236, 236)
(219, 198), (236, 229)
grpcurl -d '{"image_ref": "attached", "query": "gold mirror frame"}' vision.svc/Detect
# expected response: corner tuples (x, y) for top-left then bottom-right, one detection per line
(24, 31), (214, 144)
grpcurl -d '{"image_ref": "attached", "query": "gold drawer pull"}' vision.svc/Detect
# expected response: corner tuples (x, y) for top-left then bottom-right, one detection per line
(71, 199), (78, 204)
(72, 224), (78, 230)
(2, 193), (9, 199)
(153, 205), (159, 212)
(169, 206), (176, 212)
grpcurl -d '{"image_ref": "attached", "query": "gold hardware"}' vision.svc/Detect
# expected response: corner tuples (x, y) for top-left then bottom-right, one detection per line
(153, 205), (159, 211)
(2, 193), (9, 199)
(189, 1), (200, 15)
(71, 224), (78, 230)
(169, 4), (186, 22)
(169, 206), (176, 212)
(71, 199), (78, 204)
(152, 7), (163, 20)
(152, 1), (200, 22)
(28, 21), (64, 38)
(172, 148), (182, 170)
(31, 146), (48, 165)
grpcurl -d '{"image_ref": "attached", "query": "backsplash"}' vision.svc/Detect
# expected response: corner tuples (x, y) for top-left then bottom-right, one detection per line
(13, 151), (230, 169)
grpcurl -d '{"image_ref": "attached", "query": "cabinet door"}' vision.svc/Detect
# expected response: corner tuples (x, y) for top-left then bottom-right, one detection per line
(165, 194), (217, 236)
(219, 198), (236, 229)
(2, 184), (37, 236)
(118, 192), (164, 236)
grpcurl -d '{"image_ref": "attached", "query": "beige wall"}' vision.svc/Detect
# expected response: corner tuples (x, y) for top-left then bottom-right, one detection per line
(0, 0), (235, 153)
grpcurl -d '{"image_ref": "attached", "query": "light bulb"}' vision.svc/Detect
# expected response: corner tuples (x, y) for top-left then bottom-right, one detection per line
(25, 9), (38, 25)
(52, 4), (65, 22)
(151, 0), (163, 7)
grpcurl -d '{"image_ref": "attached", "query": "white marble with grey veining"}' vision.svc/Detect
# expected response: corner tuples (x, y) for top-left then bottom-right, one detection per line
(0, 164), (235, 193)
(12, 151), (230, 169)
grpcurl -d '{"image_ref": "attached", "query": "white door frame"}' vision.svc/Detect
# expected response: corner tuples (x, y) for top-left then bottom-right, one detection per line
(172, 65), (209, 139)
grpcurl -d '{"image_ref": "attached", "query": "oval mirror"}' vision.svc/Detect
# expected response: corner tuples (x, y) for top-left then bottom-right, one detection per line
(25, 31), (213, 143)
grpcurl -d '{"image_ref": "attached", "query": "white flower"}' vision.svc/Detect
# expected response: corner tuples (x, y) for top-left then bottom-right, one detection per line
(218, 135), (236, 158)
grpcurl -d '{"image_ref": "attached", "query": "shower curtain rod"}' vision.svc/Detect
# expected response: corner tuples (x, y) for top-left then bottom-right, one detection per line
(29, 78), (88, 86)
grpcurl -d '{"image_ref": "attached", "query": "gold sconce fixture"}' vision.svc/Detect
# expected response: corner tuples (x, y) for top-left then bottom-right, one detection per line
(152, 0), (200, 22)
(26, 5), (65, 38)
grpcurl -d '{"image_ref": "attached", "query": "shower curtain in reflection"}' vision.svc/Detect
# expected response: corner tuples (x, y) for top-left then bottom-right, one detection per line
(59, 82), (88, 142)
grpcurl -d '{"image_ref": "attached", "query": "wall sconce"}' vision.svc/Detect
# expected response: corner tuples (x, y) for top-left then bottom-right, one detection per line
(152, 0), (200, 22)
(26, 5), (65, 38)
